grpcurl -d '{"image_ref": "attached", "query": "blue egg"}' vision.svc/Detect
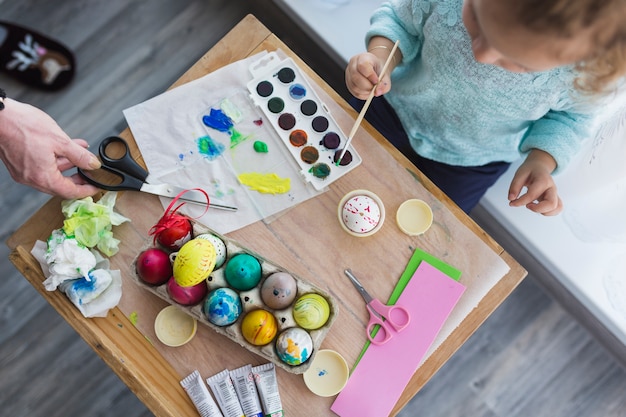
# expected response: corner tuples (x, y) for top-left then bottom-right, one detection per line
(203, 287), (242, 326)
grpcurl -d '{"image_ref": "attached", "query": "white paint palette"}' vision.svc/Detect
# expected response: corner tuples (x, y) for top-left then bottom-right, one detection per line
(247, 52), (361, 190)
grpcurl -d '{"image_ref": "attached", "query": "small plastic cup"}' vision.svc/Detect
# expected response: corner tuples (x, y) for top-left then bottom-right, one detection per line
(303, 349), (350, 397)
(154, 305), (197, 347)
(396, 199), (433, 236)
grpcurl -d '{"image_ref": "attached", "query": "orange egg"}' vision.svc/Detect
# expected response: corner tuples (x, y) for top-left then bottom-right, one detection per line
(241, 309), (278, 346)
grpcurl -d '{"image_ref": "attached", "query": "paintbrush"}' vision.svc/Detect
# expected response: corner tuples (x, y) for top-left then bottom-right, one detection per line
(336, 40), (400, 166)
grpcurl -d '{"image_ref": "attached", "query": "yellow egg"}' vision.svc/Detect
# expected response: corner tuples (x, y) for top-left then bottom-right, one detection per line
(173, 238), (217, 287)
(241, 309), (278, 346)
(293, 293), (330, 330)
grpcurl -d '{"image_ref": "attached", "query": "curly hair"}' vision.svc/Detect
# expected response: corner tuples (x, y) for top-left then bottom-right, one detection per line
(514, 0), (626, 95)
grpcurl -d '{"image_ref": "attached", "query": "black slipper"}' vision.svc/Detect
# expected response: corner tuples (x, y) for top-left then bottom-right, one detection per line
(0, 21), (75, 91)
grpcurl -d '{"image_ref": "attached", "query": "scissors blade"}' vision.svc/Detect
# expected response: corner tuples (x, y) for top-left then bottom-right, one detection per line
(140, 183), (237, 211)
(344, 269), (375, 304)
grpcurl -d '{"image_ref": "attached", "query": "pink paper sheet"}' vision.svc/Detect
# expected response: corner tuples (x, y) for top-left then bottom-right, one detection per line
(331, 261), (466, 417)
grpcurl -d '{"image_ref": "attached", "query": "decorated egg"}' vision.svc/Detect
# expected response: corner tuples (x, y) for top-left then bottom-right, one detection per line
(224, 253), (262, 291)
(241, 309), (278, 346)
(338, 190), (385, 237)
(196, 233), (227, 268)
(293, 293), (330, 330)
(203, 287), (242, 326)
(173, 238), (217, 287)
(261, 272), (298, 310)
(275, 327), (313, 366)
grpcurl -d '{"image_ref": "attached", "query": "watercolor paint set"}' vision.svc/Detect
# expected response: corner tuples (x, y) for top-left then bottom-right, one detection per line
(246, 52), (362, 190)
(132, 221), (338, 374)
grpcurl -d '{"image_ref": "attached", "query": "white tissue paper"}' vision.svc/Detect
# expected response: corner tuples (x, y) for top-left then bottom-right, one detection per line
(31, 231), (122, 318)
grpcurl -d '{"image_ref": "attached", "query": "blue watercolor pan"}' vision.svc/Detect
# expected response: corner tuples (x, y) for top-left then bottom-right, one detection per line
(246, 52), (362, 191)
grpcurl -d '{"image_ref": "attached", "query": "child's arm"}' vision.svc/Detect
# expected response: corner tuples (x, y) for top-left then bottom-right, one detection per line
(508, 149), (563, 216)
(345, 36), (403, 99)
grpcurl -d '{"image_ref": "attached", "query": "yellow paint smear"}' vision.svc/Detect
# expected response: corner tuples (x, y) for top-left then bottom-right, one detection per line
(238, 172), (291, 194)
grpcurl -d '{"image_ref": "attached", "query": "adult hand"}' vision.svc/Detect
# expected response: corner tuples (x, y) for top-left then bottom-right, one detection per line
(0, 98), (101, 199)
(508, 149), (563, 215)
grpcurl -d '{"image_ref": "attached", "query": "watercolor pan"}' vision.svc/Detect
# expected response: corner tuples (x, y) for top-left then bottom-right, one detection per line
(131, 222), (338, 375)
(246, 52), (362, 190)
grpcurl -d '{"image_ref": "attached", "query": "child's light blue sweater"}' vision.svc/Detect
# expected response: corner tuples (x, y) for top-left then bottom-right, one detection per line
(366, 0), (596, 171)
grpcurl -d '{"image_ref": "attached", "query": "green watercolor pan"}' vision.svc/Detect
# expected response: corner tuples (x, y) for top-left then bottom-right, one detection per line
(247, 52), (362, 191)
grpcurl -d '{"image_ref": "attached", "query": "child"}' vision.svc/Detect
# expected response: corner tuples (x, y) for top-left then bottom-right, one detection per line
(345, 0), (626, 214)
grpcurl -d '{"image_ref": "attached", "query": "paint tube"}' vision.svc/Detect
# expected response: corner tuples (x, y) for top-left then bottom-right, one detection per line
(180, 370), (224, 417)
(251, 363), (284, 417)
(230, 365), (263, 417)
(206, 369), (245, 417)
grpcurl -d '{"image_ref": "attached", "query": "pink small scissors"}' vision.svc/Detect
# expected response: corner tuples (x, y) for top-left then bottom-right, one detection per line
(344, 269), (411, 345)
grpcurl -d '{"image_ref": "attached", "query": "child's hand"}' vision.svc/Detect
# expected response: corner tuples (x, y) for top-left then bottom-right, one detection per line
(345, 52), (393, 99)
(508, 149), (563, 216)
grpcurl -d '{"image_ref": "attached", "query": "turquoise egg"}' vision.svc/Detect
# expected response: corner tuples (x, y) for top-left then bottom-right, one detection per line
(275, 327), (313, 366)
(203, 287), (242, 326)
(224, 253), (262, 291)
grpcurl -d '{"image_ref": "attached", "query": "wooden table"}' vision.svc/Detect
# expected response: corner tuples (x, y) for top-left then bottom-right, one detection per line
(7, 15), (526, 417)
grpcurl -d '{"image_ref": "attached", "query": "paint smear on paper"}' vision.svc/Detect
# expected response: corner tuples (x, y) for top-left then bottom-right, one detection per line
(238, 172), (290, 194)
(220, 98), (243, 123)
(229, 129), (251, 148)
(254, 141), (268, 153)
(202, 108), (233, 132)
(211, 179), (235, 199)
(197, 135), (225, 161)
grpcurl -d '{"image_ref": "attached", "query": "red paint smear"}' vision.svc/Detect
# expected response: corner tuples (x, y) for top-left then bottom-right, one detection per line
(253, 119), (263, 126)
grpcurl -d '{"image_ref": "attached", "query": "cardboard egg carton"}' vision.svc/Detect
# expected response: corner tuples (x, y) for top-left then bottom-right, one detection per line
(130, 222), (337, 374)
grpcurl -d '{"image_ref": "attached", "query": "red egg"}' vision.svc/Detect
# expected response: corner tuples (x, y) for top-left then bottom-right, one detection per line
(157, 220), (193, 250)
(166, 276), (208, 306)
(136, 248), (172, 285)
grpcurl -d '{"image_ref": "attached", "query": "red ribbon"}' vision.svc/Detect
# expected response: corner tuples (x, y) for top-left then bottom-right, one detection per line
(148, 188), (210, 244)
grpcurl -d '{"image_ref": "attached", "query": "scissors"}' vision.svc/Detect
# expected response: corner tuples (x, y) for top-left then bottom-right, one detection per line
(78, 136), (237, 211)
(344, 269), (411, 345)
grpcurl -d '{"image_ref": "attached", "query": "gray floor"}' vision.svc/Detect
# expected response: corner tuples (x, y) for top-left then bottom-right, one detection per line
(0, 1), (625, 416)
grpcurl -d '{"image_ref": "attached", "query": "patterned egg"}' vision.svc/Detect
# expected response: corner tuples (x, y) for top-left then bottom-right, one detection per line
(195, 233), (227, 268)
(241, 309), (278, 346)
(203, 287), (242, 326)
(224, 253), (262, 291)
(173, 238), (217, 287)
(261, 272), (298, 310)
(341, 194), (382, 234)
(275, 327), (313, 366)
(293, 293), (330, 330)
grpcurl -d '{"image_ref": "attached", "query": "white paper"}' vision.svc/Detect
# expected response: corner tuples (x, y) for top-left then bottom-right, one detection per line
(123, 51), (323, 234)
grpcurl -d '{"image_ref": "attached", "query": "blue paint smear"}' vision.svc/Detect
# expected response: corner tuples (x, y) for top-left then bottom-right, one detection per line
(197, 135), (225, 161)
(202, 108), (234, 132)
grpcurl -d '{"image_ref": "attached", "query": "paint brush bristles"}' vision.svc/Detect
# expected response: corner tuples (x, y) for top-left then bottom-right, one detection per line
(336, 40), (400, 166)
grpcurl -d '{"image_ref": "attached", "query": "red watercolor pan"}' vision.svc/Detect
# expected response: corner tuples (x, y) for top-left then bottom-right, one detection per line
(247, 52), (362, 190)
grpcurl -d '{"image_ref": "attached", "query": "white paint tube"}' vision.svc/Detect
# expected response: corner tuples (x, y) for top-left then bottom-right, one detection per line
(251, 363), (284, 417)
(206, 369), (245, 417)
(230, 364), (263, 417)
(180, 370), (224, 417)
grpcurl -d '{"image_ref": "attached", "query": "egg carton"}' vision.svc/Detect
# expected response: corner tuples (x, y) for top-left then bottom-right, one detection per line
(130, 222), (338, 374)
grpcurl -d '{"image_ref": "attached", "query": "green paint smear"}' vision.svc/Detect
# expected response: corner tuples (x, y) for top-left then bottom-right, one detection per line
(129, 311), (138, 326)
(229, 128), (251, 148)
(253, 140), (268, 153)
(197, 135), (225, 160)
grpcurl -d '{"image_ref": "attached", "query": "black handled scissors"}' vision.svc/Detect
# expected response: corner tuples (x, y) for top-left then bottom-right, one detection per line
(78, 136), (237, 211)
(345, 269), (411, 345)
